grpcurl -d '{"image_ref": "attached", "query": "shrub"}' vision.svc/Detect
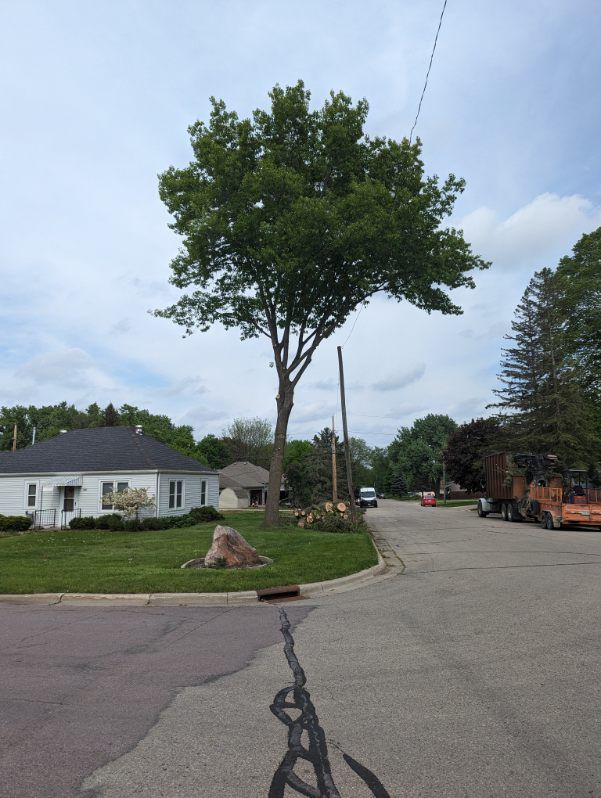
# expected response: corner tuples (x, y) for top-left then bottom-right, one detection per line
(123, 519), (142, 532)
(139, 517), (164, 531)
(168, 514), (196, 528)
(188, 505), (224, 523)
(0, 514), (33, 532)
(95, 514), (125, 530)
(69, 516), (97, 530)
(100, 487), (155, 519)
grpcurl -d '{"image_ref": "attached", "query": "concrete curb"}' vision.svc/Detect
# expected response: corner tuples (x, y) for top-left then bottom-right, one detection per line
(0, 533), (396, 607)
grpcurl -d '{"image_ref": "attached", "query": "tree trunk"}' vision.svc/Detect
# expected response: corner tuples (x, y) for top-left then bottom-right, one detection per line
(264, 379), (294, 526)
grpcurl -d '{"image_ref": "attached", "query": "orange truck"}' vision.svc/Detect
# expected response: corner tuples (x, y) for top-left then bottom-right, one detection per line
(477, 452), (601, 529)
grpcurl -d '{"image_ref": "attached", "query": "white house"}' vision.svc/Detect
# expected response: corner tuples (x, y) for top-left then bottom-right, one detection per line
(0, 426), (219, 528)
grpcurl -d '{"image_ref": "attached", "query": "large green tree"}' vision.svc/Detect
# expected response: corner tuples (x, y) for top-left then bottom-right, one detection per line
(284, 428), (346, 506)
(444, 417), (500, 492)
(223, 417), (273, 468)
(490, 268), (596, 467)
(155, 81), (487, 524)
(196, 434), (231, 469)
(389, 414), (458, 493)
(554, 227), (601, 401)
(0, 402), (89, 450)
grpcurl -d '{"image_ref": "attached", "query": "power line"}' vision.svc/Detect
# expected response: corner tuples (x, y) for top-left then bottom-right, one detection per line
(409, 0), (449, 143)
(340, 304), (364, 349)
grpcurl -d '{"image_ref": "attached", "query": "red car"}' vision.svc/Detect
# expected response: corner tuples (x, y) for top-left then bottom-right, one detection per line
(420, 495), (437, 507)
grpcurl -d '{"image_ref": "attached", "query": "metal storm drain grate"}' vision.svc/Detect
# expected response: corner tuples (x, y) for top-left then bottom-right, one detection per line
(256, 585), (301, 603)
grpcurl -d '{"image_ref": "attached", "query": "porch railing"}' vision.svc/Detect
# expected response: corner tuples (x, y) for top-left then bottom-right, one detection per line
(31, 509), (57, 529)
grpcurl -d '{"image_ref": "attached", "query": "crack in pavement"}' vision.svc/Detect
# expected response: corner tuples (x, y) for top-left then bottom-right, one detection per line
(269, 606), (390, 798)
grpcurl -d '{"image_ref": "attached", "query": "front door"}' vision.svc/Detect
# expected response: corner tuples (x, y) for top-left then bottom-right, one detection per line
(63, 486), (75, 512)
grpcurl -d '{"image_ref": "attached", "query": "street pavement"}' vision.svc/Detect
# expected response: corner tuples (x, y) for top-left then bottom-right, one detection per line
(3, 500), (601, 796)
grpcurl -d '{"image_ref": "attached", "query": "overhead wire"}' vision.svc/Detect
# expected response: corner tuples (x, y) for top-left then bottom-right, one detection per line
(332, 1), (449, 439)
(409, 0), (449, 143)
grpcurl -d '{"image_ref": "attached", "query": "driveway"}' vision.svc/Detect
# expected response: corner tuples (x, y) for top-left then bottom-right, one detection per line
(3, 500), (601, 797)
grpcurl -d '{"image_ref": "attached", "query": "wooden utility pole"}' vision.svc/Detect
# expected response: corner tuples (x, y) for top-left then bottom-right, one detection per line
(337, 346), (357, 522)
(12, 423), (17, 452)
(331, 416), (338, 502)
(442, 458), (447, 506)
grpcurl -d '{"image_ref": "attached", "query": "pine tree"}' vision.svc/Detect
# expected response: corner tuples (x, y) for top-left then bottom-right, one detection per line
(491, 268), (595, 467)
(103, 403), (120, 427)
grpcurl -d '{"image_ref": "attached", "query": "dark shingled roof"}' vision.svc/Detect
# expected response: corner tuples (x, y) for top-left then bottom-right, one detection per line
(219, 461), (270, 489)
(0, 427), (216, 474)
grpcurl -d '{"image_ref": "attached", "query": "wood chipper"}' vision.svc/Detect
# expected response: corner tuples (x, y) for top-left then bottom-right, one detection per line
(477, 453), (601, 529)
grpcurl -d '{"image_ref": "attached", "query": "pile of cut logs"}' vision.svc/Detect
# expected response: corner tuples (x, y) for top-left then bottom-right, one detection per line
(293, 501), (350, 528)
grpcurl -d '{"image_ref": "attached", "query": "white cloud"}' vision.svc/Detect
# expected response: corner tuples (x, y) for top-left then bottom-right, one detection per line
(458, 193), (601, 272)
(371, 365), (426, 392)
(0, 2), (599, 449)
(15, 348), (116, 391)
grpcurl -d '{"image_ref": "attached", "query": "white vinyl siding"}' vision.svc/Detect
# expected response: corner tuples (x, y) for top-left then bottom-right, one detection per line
(158, 473), (219, 516)
(0, 477), (31, 515)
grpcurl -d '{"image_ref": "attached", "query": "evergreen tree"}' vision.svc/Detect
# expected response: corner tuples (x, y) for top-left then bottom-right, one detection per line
(103, 403), (120, 426)
(491, 268), (596, 467)
(554, 227), (601, 401)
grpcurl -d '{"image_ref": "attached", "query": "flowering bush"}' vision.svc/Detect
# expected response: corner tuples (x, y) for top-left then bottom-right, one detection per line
(102, 488), (156, 519)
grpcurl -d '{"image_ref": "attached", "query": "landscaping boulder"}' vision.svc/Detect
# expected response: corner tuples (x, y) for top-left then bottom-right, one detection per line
(204, 525), (261, 568)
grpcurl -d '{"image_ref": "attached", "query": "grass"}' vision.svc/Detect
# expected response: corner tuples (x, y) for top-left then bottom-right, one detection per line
(0, 512), (377, 594)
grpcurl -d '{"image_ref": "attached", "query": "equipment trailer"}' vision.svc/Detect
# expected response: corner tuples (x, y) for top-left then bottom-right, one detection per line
(477, 452), (601, 529)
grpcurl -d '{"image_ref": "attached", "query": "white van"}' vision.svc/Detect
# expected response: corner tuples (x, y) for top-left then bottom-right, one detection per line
(358, 487), (378, 508)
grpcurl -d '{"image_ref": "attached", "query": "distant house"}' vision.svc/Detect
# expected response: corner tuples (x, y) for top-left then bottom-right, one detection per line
(218, 461), (274, 509)
(0, 426), (218, 528)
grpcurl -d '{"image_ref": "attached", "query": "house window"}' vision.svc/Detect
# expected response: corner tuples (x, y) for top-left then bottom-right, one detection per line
(200, 480), (207, 506)
(27, 483), (37, 508)
(169, 480), (183, 509)
(101, 480), (129, 510)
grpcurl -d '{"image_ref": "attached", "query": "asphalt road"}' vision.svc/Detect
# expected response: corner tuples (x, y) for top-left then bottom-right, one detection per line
(3, 501), (601, 797)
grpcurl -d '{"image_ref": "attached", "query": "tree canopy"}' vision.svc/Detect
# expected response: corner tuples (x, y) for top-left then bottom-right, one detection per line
(223, 417), (273, 467)
(490, 266), (597, 467)
(388, 414), (457, 493)
(444, 417), (501, 493)
(155, 80), (487, 523)
(554, 227), (601, 401)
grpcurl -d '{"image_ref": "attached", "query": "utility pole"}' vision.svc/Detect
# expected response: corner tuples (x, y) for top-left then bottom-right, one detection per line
(12, 423), (17, 452)
(337, 346), (357, 522)
(331, 416), (338, 502)
(442, 457), (447, 506)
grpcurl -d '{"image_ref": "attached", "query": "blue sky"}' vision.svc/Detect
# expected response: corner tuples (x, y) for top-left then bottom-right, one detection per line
(1, 0), (600, 445)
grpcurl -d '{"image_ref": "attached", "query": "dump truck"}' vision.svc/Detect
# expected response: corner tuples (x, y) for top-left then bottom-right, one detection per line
(477, 452), (601, 529)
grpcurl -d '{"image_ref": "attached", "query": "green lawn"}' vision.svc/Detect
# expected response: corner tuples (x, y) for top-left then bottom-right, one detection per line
(0, 513), (377, 594)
